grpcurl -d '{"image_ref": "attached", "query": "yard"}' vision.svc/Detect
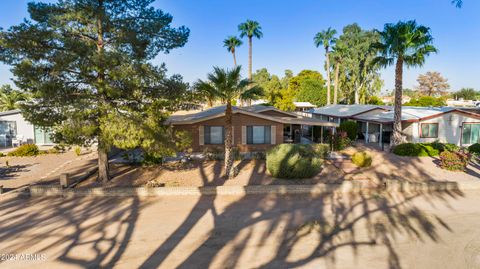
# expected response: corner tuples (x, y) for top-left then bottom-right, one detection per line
(76, 144), (479, 189)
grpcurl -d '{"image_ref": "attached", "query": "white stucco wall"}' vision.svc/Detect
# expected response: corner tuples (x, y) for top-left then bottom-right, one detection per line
(0, 112), (35, 143)
(412, 111), (480, 146)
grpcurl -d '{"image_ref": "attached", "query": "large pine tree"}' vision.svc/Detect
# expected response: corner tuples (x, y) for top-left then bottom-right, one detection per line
(0, 0), (190, 182)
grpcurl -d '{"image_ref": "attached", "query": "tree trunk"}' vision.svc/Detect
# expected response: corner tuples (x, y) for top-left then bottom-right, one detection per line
(232, 49), (237, 67)
(224, 101), (235, 178)
(325, 50), (331, 105)
(98, 142), (109, 183)
(248, 36), (252, 80)
(334, 62), (339, 105)
(392, 57), (404, 147)
(96, 0), (109, 182)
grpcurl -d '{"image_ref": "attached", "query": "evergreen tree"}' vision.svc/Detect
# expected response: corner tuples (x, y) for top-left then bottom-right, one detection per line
(0, 0), (190, 182)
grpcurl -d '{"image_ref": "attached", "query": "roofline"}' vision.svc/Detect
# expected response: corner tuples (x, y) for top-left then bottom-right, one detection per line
(0, 109), (21, 117)
(352, 109), (480, 124)
(167, 108), (338, 127)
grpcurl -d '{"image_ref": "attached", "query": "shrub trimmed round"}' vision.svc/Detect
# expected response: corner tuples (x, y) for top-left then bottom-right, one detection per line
(351, 151), (372, 167)
(439, 151), (470, 171)
(393, 143), (439, 157)
(266, 144), (322, 179)
(468, 143), (480, 155)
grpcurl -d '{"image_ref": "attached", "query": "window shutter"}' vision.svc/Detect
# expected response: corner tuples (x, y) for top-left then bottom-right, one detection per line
(199, 126), (205, 145)
(231, 126), (234, 146)
(271, 125), (276, 144)
(247, 126), (253, 144)
(241, 126), (246, 144)
(264, 126), (271, 144)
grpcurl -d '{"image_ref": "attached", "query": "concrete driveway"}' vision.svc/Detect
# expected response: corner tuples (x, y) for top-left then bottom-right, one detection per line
(1, 189), (480, 269)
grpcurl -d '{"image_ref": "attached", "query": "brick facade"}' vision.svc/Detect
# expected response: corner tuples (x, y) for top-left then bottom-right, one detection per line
(174, 113), (284, 152)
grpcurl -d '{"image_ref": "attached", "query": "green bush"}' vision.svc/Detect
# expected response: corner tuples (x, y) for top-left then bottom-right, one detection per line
(338, 121), (358, 141)
(7, 144), (40, 157)
(330, 131), (351, 151)
(311, 143), (330, 158)
(266, 144), (322, 179)
(440, 151), (470, 171)
(468, 143), (480, 155)
(392, 143), (439, 157)
(351, 151), (372, 167)
(0, 152), (4, 157)
(430, 141), (459, 153)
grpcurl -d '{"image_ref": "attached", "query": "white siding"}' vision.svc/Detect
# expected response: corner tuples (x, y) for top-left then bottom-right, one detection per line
(414, 111), (480, 145)
(0, 112), (35, 143)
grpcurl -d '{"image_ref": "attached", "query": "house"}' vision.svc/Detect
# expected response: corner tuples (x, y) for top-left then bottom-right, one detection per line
(0, 109), (53, 147)
(309, 104), (480, 147)
(381, 95), (412, 104)
(167, 105), (338, 152)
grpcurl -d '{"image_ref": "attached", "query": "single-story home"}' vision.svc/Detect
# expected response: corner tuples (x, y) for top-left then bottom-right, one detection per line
(0, 109), (53, 147)
(309, 104), (480, 146)
(167, 105), (338, 152)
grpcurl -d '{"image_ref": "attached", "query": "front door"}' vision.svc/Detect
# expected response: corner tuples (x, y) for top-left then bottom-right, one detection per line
(34, 126), (53, 145)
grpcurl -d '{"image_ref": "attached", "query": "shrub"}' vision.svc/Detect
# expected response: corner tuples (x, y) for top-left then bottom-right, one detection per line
(338, 121), (358, 141)
(330, 131), (351, 151)
(440, 151), (470, 171)
(7, 144), (40, 157)
(0, 152), (4, 157)
(74, 146), (81, 156)
(311, 143), (330, 158)
(430, 141), (459, 153)
(393, 143), (439, 157)
(266, 144), (322, 179)
(351, 151), (372, 167)
(468, 143), (480, 155)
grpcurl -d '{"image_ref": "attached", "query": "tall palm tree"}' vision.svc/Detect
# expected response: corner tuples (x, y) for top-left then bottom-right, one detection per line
(195, 66), (260, 178)
(223, 36), (243, 67)
(373, 20), (437, 146)
(314, 27), (337, 105)
(238, 20), (263, 80)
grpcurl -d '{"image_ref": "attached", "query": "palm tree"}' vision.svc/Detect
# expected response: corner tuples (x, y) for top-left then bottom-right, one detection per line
(314, 27), (337, 105)
(238, 20), (263, 80)
(195, 66), (260, 178)
(373, 20), (437, 146)
(451, 0), (462, 7)
(0, 85), (26, 111)
(223, 36), (243, 67)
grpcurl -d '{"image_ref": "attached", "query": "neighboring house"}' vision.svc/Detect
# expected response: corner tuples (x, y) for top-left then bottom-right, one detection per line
(167, 105), (338, 153)
(293, 102), (316, 112)
(381, 95), (411, 104)
(309, 105), (480, 146)
(310, 105), (389, 124)
(0, 109), (53, 147)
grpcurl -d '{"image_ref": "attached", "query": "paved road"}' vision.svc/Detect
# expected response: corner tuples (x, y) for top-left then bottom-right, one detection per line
(1, 189), (480, 269)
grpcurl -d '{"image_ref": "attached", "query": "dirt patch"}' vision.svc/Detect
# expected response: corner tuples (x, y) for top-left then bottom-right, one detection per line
(77, 159), (346, 188)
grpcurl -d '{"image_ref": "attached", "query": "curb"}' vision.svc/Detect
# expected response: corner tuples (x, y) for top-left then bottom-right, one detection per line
(25, 179), (479, 197)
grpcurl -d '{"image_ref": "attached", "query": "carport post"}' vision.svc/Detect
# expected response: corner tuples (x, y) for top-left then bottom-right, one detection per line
(320, 127), (323, 143)
(365, 122), (369, 143)
(379, 123), (383, 148)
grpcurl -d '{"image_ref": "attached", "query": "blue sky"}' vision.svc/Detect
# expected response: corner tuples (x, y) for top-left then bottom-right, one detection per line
(0, 0), (479, 93)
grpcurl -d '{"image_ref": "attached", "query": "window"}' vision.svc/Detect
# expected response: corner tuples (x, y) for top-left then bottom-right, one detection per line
(462, 123), (480, 145)
(420, 123), (438, 138)
(247, 125), (271, 144)
(204, 126), (224, 145)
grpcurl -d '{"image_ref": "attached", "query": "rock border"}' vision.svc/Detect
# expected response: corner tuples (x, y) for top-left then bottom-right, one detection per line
(24, 179), (480, 197)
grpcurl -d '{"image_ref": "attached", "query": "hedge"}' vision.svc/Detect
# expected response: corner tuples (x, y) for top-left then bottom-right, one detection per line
(266, 144), (323, 179)
(468, 143), (480, 155)
(393, 143), (439, 157)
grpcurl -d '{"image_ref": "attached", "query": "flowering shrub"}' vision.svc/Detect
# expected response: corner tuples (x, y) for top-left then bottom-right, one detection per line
(330, 131), (351, 151)
(439, 150), (471, 171)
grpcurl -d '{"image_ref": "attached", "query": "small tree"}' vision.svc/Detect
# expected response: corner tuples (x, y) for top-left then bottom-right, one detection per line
(0, 0), (190, 182)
